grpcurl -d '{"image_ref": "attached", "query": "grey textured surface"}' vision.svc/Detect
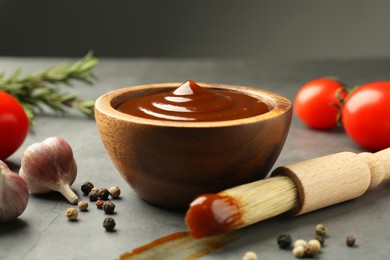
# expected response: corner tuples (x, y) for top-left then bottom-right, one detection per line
(1, 57), (390, 259)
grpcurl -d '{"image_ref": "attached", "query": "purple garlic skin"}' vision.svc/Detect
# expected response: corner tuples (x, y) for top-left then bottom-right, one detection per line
(0, 160), (29, 222)
(20, 137), (79, 204)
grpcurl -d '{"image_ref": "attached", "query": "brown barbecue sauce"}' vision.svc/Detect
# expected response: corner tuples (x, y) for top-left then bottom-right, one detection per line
(117, 80), (269, 122)
(185, 194), (242, 239)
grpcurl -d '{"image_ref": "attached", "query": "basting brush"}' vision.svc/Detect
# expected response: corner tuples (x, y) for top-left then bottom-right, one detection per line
(119, 148), (390, 259)
(185, 148), (390, 238)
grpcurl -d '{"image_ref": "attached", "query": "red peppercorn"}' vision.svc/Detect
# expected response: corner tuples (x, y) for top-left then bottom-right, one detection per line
(96, 200), (104, 209)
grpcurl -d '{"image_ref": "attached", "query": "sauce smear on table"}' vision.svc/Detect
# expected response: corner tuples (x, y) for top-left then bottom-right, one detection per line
(118, 231), (239, 259)
(117, 80), (269, 122)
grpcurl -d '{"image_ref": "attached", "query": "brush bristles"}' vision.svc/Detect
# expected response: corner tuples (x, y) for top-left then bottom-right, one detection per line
(220, 176), (298, 229)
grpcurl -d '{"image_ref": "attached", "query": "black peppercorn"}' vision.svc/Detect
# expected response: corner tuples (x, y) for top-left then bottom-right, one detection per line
(277, 234), (292, 249)
(103, 201), (115, 214)
(103, 217), (116, 231)
(314, 235), (325, 246)
(81, 182), (94, 195)
(98, 188), (110, 200)
(88, 190), (99, 201)
(346, 235), (356, 247)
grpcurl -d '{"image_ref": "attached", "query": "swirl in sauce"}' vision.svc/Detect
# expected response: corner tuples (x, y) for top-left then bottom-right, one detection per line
(117, 80), (269, 122)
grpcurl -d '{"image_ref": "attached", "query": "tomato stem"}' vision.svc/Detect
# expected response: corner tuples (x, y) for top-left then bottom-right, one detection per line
(334, 84), (352, 126)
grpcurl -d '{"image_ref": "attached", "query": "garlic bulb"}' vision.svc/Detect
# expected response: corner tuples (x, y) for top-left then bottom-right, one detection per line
(0, 160), (29, 222)
(19, 137), (79, 204)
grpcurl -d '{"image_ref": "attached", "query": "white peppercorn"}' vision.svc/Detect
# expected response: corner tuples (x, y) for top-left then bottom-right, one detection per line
(294, 239), (307, 248)
(77, 200), (88, 211)
(242, 251), (258, 260)
(308, 239), (321, 249)
(315, 223), (328, 237)
(306, 239), (321, 257)
(109, 186), (121, 199)
(66, 208), (78, 221)
(292, 245), (305, 258)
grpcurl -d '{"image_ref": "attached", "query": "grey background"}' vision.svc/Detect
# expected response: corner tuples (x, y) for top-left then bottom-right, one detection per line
(1, 0), (390, 60)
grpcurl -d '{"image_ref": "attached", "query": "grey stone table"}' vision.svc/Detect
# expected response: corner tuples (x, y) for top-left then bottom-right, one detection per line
(1, 57), (390, 259)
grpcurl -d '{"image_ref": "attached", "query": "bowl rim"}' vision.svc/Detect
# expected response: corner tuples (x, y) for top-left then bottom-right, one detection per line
(94, 82), (292, 128)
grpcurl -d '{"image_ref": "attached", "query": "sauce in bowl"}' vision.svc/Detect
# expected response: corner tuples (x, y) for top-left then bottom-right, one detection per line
(117, 80), (269, 122)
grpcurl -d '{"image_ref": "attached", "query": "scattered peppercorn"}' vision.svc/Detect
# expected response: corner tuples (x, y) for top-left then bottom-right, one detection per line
(294, 239), (307, 248)
(91, 187), (100, 193)
(103, 217), (116, 231)
(308, 239), (321, 250)
(314, 235), (325, 246)
(98, 188), (110, 200)
(66, 208), (78, 221)
(277, 234), (292, 249)
(292, 245), (305, 258)
(81, 182), (94, 195)
(346, 235), (356, 247)
(78, 200), (89, 211)
(305, 239), (321, 257)
(103, 201), (115, 214)
(88, 190), (99, 201)
(109, 186), (121, 199)
(242, 251), (258, 260)
(96, 200), (104, 209)
(304, 245), (316, 258)
(315, 223), (328, 237)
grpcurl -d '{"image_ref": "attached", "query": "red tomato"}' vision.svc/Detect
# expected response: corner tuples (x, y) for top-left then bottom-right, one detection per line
(0, 91), (30, 160)
(342, 81), (390, 151)
(294, 78), (345, 129)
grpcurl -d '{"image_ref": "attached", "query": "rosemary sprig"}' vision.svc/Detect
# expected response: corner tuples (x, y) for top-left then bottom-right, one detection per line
(0, 52), (99, 124)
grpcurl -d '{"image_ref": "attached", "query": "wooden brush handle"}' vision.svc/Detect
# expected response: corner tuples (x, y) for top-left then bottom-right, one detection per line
(272, 148), (390, 215)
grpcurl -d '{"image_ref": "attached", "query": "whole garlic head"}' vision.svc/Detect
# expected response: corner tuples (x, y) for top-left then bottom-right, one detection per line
(0, 160), (29, 222)
(20, 137), (79, 204)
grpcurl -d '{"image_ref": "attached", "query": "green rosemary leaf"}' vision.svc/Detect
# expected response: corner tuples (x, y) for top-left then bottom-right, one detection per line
(0, 52), (99, 124)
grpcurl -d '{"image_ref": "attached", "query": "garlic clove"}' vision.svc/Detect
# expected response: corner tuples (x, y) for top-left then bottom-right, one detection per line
(58, 182), (79, 205)
(20, 136), (79, 204)
(0, 160), (29, 222)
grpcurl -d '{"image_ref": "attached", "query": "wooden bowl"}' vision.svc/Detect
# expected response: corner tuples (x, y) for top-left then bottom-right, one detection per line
(94, 82), (292, 208)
